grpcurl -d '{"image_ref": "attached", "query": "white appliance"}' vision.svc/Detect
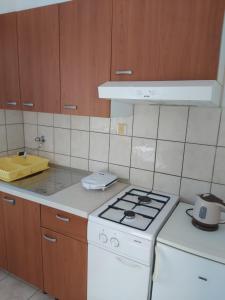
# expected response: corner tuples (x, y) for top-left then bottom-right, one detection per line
(88, 186), (179, 300)
(151, 203), (225, 300)
(81, 172), (118, 191)
(98, 80), (222, 106)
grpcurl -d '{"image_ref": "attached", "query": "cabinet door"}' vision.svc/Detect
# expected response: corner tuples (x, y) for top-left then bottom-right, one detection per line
(0, 197), (7, 269)
(1, 194), (43, 289)
(152, 243), (225, 300)
(60, 0), (112, 117)
(42, 228), (87, 300)
(17, 5), (60, 113)
(112, 0), (225, 81)
(0, 13), (20, 110)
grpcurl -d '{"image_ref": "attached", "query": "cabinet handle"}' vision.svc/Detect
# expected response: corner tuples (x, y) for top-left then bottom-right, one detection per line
(56, 214), (70, 223)
(6, 101), (17, 106)
(23, 102), (34, 107)
(115, 70), (133, 75)
(2, 197), (16, 205)
(198, 276), (208, 282)
(63, 104), (77, 110)
(43, 234), (57, 243)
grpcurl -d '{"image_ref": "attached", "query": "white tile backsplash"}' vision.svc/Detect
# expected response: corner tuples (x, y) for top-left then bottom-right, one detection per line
(131, 137), (156, 171)
(6, 124), (24, 150)
(1, 104), (225, 203)
(180, 178), (211, 203)
(130, 168), (154, 189)
(90, 132), (109, 162)
(213, 147), (225, 185)
(71, 130), (89, 159)
(109, 135), (131, 166)
(183, 143), (216, 182)
(158, 106), (188, 142)
(153, 173), (180, 195)
(133, 105), (159, 138)
(38, 112), (54, 126)
(90, 117), (110, 133)
(218, 109), (225, 146)
(54, 128), (70, 155)
(187, 107), (221, 145)
(155, 140), (184, 176)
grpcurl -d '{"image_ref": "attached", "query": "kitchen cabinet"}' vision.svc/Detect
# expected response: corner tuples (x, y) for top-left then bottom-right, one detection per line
(60, 0), (112, 117)
(41, 206), (87, 300)
(0, 193), (43, 289)
(152, 243), (225, 300)
(0, 196), (7, 269)
(112, 0), (225, 81)
(17, 5), (60, 113)
(0, 13), (20, 110)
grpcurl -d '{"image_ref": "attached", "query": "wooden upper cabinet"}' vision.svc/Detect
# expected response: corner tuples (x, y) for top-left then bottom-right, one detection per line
(1, 194), (43, 289)
(17, 5), (60, 112)
(60, 0), (112, 117)
(0, 13), (20, 110)
(112, 0), (225, 81)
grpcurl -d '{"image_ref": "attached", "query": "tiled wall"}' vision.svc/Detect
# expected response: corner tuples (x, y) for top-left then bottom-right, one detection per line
(21, 106), (225, 204)
(0, 110), (24, 156)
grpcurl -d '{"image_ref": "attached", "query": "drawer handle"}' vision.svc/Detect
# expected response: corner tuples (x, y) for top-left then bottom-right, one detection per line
(2, 197), (16, 205)
(115, 70), (133, 75)
(43, 234), (57, 243)
(63, 104), (77, 110)
(23, 102), (34, 107)
(6, 101), (17, 106)
(56, 214), (70, 223)
(198, 276), (208, 282)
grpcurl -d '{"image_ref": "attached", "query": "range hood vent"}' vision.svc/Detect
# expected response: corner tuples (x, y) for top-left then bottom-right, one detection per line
(98, 80), (222, 106)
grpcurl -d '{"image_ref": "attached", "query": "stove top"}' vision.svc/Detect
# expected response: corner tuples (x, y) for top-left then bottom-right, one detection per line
(98, 188), (170, 231)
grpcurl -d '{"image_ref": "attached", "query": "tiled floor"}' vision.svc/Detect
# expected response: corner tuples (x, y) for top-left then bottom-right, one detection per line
(0, 269), (53, 300)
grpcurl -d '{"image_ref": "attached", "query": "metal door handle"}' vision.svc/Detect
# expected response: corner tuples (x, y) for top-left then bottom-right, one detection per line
(2, 197), (16, 205)
(43, 234), (57, 243)
(115, 70), (133, 75)
(23, 102), (34, 107)
(6, 101), (17, 106)
(56, 214), (70, 223)
(63, 104), (77, 110)
(116, 256), (141, 268)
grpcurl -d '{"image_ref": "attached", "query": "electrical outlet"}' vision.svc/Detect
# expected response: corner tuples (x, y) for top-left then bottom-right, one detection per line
(117, 123), (127, 135)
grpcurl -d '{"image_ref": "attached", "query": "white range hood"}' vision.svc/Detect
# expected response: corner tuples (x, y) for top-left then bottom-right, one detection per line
(98, 80), (222, 106)
(0, 0), (70, 14)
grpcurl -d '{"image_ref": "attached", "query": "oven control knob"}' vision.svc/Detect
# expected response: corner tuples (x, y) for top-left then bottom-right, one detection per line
(110, 237), (119, 248)
(99, 233), (108, 243)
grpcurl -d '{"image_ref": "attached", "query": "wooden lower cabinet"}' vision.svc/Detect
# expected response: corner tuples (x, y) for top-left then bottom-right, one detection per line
(0, 193), (43, 289)
(42, 228), (87, 300)
(0, 198), (7, 269)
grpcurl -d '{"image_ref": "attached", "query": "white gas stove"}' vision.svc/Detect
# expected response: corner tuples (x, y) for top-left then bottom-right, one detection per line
(88, 185), (179, 300)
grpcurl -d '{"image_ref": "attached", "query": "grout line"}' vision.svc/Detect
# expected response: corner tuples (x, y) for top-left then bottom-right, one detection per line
(210, 109), (224, 192)
(128, 104), (135, 182)
(179, 106), (190, 196)
(152, 105), (161, 190)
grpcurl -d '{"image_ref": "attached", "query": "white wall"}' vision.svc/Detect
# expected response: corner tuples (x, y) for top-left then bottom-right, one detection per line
(0, 0), (70, 14)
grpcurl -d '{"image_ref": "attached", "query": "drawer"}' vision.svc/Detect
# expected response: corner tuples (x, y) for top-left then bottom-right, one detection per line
(41, 206), (87, 242)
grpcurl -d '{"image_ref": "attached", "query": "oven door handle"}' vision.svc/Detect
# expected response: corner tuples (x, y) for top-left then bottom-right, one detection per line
(116, 256), (141, 269)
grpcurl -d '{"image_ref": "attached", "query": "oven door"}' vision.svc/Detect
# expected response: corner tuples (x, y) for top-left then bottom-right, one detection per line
(88, 244), (150, 300)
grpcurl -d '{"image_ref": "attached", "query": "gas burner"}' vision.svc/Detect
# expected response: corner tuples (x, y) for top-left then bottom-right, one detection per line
(124, 210), (136, 219)
(138, 195), (151, 204)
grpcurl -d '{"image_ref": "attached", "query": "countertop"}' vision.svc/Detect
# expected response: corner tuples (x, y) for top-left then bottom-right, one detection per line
(157, 202), (225, 265)
(0, 176), (128, 219)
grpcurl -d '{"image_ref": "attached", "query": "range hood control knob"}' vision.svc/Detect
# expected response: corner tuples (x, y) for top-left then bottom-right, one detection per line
(110, 237), (119, 248)
(99, 233), (108, 243)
